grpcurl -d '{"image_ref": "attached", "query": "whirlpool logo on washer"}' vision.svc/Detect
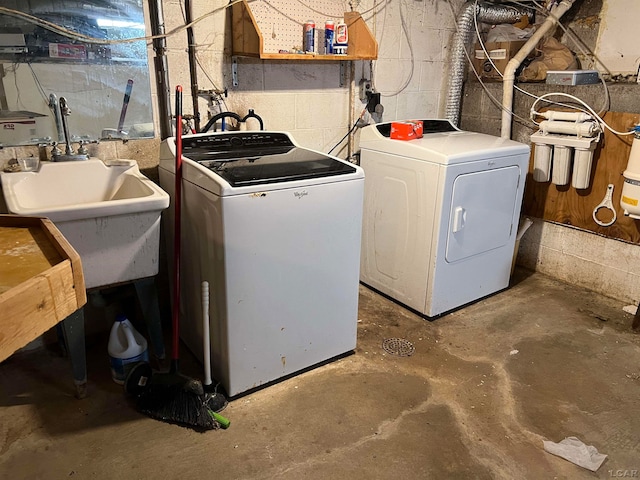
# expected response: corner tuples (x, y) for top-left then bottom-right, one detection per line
(294, 190), (308, 199)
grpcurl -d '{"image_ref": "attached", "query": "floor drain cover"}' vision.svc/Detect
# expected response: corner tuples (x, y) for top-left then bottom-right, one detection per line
(382, 338), (415, 357)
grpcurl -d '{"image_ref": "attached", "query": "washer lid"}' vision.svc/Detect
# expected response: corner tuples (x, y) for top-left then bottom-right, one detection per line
(192, 146), (356, 187)
(159, 131), (363, 196)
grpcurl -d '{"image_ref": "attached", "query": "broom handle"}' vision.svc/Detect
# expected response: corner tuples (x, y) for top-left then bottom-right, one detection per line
(172, 85), (183, 371)
(202, 281), (212, 386)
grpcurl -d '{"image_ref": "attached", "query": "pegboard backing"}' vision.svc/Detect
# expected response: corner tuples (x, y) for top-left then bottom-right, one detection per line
(248, 0), (348, 53)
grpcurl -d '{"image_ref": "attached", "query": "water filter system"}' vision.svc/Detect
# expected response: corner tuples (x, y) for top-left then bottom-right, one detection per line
(620, 126), (640, 219)
(530, 110), (601, 190)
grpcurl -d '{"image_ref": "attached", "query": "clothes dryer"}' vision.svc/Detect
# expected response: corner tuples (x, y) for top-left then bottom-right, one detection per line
(358, 120), (530, 317)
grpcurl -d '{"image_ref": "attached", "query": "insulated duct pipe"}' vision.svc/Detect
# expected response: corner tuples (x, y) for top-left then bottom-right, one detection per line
(445, 1), (530, 126)
(501, 0), (576, 139)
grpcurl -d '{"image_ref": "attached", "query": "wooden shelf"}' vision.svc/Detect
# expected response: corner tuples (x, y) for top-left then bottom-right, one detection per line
(231, 1), (378, 61)
(0, 215), (86, 362)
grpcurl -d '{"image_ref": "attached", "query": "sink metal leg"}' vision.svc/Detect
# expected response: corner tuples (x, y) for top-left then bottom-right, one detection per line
(134, 277), (165, 361)
(60, 308), (87, 399)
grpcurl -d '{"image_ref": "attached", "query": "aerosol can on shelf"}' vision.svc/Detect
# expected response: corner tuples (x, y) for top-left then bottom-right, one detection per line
(334, 21), (348, 55)
(620, 126), (640, 219)
(108, 314), (149, 385)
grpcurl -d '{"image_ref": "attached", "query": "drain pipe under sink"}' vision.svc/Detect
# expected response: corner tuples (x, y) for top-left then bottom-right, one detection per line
(501, 0), (576, 139)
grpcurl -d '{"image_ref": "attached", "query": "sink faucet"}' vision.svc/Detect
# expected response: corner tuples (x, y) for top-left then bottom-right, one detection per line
(48, 93), (65, 144)
(51, 97), (89, 162)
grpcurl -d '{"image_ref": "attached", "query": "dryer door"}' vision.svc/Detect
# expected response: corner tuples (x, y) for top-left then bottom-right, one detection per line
(446, 166), (520, 263)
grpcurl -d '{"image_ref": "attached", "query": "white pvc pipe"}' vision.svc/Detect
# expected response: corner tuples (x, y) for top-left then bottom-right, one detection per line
(501, 0), (576, 139)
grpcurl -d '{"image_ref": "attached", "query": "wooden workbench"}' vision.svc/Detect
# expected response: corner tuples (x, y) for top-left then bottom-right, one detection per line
(0, 215), (87, 397)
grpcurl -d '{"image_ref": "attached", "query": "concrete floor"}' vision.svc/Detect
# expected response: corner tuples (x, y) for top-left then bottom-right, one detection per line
(1, 269), (640, 479)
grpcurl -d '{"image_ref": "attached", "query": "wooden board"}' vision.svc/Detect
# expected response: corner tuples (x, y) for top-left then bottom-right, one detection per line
(232, 0), (262, 57)
(0, 215), (86, 362)
(523, 112), (640, 243)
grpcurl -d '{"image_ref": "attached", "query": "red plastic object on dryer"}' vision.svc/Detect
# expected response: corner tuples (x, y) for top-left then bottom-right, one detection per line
(390, 120), (424, 140)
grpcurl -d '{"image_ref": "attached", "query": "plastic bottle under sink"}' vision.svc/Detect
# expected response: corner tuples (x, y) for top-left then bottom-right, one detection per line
(108, 314), (149, 385)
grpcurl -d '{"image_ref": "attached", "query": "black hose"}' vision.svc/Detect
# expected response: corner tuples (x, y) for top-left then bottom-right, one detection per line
(241, 109), (264, 130)
(200, 112), (242, 133)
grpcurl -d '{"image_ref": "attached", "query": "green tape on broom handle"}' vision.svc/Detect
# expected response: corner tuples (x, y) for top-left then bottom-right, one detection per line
(209, 410), (231, 429)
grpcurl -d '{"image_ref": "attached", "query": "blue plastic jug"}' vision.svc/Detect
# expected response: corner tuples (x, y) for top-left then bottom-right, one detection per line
(108, 314), (149, 385)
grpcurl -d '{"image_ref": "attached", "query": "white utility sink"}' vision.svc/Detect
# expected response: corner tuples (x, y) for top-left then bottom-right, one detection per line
(1, 159), (170, 289)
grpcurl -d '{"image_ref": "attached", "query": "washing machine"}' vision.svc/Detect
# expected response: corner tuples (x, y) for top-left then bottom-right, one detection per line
(159, 131), (364, 397)
(358, 119), (530, 317)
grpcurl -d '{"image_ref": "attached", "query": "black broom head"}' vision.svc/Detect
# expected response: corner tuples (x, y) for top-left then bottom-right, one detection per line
(125, 362), (219, 431)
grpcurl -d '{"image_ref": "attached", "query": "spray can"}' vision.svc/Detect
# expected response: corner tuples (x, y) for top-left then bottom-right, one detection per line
(108, 314), (149, 385)
(324, 21), (335, 54)
(335, 21), (348, 55)
(304, 20), (315, 53)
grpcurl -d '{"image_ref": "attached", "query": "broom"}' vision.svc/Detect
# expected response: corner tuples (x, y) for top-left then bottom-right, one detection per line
(127, 85), (227, 431)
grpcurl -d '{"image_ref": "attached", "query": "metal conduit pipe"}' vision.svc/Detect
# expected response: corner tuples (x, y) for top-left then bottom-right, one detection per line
(185, 0), (201, 132)
(148, 0), (172, 139)
(501, 0), (576, 139)
(445, 1), (531, 127)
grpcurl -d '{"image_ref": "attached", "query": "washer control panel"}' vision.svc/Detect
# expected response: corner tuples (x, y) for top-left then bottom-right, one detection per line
(182, 132), (294, 153)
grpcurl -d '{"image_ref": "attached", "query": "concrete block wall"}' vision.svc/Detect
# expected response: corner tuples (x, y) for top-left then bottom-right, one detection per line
(1, 0), (463, 165)
(371, 0), (461, 122)
(161, 0), (465, 155)
(518, 218), (640, 305)
(461, 81), (640, 305)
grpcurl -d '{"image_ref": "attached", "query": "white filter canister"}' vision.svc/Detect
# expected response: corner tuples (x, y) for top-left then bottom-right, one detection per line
(533, 143), (552, 182)
(572, 148), (594, 189)
(623, 134), (640, 180)
(538, 110), (593, 123)
(108, 315), (149, 384)
(621, 134), (640, 218)
(552, 145), (573, 186)
(621, 179), (640, 219)
(540, 120), (598, 137)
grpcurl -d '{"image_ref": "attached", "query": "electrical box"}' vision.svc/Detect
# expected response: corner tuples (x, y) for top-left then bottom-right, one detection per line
(546, 70), (600, 85)
(0, 111), (48, 146)
(359, 79), (373, 101)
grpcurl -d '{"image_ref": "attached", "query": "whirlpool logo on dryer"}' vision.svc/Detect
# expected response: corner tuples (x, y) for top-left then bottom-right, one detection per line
(294, 190), (308, 199)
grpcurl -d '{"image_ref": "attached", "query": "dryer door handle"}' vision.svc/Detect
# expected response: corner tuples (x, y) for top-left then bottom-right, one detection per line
(452, 206), (465, 233)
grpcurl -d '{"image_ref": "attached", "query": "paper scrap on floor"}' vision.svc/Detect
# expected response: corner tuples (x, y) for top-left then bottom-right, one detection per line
(543, 436), (607, 472)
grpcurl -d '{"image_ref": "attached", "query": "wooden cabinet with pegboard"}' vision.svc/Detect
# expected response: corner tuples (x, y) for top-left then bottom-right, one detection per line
(231, 0), (377, 60)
